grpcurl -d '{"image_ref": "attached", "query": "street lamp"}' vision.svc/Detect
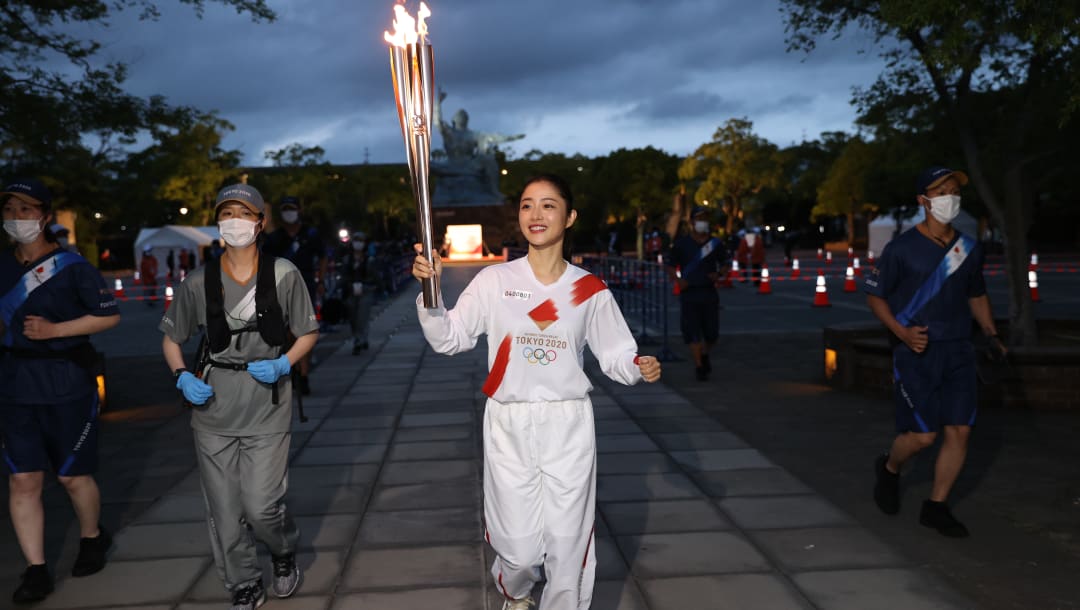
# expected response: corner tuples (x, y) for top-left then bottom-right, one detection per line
(179, 207), (189, 216)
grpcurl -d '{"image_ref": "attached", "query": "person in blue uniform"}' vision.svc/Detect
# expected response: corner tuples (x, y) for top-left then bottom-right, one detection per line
(865, 167), (1005, 538)
(666, 206), (730, 381)
(0, 178), (120, 604)
(262, 196), (326, 395)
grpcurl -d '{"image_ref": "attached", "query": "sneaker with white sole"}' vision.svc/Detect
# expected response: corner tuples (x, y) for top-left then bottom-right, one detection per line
(270, 553), (301, 598)
(502, 597), (535, 610)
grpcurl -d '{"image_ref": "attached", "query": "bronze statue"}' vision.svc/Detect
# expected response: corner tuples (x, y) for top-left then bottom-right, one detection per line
(432, 88), (524, 207)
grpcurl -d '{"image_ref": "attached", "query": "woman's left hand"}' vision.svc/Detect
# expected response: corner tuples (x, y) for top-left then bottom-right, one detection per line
(22, 315), (59, 340)
(637, 355), (661, 383)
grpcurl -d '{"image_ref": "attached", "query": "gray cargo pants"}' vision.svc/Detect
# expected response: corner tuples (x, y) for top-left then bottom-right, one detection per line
(194, 430), (300, 590)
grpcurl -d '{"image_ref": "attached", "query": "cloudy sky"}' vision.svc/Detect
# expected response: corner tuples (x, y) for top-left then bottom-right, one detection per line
(88, 0), (886, 166)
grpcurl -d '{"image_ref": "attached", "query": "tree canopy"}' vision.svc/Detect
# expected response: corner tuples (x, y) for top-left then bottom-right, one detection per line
(783, 0), (1080, 344)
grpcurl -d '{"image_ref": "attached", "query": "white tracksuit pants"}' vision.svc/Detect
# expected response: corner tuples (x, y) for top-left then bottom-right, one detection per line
(483, 396), (597, 610)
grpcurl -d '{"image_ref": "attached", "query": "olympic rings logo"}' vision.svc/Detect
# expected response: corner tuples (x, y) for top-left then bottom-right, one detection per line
(522, 347), (557, 365)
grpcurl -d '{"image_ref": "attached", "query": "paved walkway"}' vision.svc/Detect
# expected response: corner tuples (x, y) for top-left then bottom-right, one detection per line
(1, 287), (975, 609)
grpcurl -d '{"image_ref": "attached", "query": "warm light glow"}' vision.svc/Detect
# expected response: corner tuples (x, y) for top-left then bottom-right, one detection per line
(500, 168), (508, 175)
(445, 224), (484, 260)
(824, 349), (838, 380)
(179, 207), (189, 215)
(96, 374), (107, 409)
(384, 2), (431, 46)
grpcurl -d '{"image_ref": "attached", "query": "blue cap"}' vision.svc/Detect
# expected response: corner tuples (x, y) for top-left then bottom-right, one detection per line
(691, 205), (709, 217)
(916, 166), (968, 195)
(215, 184), (265, 216)
(280, 196), (301, 208)
(2, 177), (52, 208)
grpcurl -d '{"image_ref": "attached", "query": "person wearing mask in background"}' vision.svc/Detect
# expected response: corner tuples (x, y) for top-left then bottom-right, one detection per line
(666, 206), (729, 381)
(160, 184), (318, 609)
(263, 196), (326, 395)
(865, 166), (1005, 538)
(49, 224), (78, 255)
(140, 247), (159, 306)
(340, 231), (377, 355)
(413, 174), (661, 610)
(1, 178), (120, 604)
(735, 227), (765, 285)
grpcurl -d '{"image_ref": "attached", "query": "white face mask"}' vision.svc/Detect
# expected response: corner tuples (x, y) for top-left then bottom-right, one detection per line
(693, 220), (709, 234)
(218, 218), (258, 248)
(281, 210), (299, 224)
(3, 219), (43, 244)
(926, 194), (961, 224)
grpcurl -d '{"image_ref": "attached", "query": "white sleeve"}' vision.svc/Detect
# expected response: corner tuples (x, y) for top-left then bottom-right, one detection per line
(416, 274), (487, 355)
(585, 290), (642, 385)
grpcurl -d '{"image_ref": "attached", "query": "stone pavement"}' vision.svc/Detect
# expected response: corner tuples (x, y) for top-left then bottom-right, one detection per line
(0, 283), (976, 609)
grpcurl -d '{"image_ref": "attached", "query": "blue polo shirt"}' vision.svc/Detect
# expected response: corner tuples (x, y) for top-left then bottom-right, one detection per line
(0, 248), (118, 403)
(864, 228), (986, 341)
(667, 235), (729, 299)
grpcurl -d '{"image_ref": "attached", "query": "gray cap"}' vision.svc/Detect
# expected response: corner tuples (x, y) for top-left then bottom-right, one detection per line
(214, 184), (265, 216)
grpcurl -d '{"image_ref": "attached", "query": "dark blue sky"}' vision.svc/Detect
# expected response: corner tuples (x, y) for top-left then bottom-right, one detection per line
(91, 0), (886, 165)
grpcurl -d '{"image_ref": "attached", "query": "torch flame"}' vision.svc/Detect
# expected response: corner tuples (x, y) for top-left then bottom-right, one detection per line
(383, 2), (431, 47)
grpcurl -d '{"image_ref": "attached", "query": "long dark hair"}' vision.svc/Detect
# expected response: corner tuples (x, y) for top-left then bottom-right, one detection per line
(521, 173), (574, 213)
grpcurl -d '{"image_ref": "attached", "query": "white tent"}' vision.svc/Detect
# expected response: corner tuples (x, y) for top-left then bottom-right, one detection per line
(133, 225), (219, 279)
(868, 207), (978, 258)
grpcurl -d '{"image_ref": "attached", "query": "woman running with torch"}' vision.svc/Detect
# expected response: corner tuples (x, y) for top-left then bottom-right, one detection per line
(412, 174), (661, 610)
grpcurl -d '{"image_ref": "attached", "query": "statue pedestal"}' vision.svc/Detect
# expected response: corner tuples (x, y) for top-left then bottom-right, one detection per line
(432, 203), (518, 258)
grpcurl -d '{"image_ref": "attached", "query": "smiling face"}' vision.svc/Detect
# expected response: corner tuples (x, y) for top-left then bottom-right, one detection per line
(518, 179), (577, 251)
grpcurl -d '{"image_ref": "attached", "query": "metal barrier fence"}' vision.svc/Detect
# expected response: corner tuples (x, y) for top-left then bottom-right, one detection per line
(573, 254), (679, 362)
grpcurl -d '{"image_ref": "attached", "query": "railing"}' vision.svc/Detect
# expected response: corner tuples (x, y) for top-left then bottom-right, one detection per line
(573, 254), (679, 362)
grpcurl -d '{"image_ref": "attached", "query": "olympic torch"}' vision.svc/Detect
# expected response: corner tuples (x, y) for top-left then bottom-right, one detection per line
(385, 2), (438, 307)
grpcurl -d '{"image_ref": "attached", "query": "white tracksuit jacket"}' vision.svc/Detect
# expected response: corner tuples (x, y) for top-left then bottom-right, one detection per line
(418, 257), (644, 610)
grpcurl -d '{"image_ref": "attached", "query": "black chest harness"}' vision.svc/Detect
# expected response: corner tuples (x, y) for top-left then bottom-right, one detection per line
(196, 256), (300, 415)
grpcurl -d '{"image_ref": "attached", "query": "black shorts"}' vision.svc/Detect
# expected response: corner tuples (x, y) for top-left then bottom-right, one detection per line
(893, 341), (977, 433)
(679, 289), (719, 344)
(1, 392), (100, 476)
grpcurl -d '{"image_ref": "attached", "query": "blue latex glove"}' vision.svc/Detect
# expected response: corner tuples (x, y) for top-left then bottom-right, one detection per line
(247, 354), (292, 384)
(176, 371), (214, 405)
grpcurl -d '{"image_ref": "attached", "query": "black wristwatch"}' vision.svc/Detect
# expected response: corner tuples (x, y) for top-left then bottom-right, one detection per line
(173, 367), (189, 380)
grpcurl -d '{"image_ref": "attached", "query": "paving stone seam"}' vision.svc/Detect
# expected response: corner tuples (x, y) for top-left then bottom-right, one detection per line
(323, 311), (494, 609)
(587, 367), (826, 610)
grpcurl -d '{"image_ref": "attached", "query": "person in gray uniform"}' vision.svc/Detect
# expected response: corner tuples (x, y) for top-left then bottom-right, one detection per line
(159, 184), (319, 610)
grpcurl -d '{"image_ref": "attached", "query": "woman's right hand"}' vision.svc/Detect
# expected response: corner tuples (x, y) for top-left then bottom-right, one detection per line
(412, 243), (443, 281)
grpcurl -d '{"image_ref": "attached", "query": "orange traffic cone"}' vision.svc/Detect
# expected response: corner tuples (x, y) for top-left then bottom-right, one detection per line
(867, 250), (876, 267)
(673, 266), (682, 295)
(813, 271), (831, 307)
(843, 266), (857, 292)
(164, 282), (174, 310)
(133, 270), (141, 286)
(729, 259), (741, 284)
(113, 278), (126, 301)
(817, 248), (824, 260)
(758, 267), (772, 294)
(853, 257), (862, 277)
(825, 251), (833, 265)
(791, 258), (801, 279)
(1029, 252), (1039, 272)
(847, 246), (854, 260)
(1029, 269), (1041, 302)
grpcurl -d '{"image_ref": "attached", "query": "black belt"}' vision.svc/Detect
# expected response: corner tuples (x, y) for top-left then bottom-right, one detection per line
(206, 358), (279, 404)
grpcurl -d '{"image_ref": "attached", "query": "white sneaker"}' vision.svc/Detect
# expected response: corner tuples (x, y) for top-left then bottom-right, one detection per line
(502, 597), (535, 610)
